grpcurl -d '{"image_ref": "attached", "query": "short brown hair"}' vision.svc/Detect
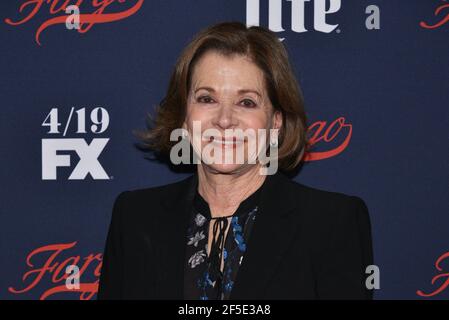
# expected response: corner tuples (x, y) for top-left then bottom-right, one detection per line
(134, 21), (309, 172)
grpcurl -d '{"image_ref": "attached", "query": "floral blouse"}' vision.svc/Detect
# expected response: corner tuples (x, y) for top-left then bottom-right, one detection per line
(183, 184), (265, 300)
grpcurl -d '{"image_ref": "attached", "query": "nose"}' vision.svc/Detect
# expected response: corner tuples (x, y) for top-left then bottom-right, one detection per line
(213, 102), (238, 130)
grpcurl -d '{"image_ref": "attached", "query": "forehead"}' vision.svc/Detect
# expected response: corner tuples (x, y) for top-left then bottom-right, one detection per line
(190, 51), (266, 93)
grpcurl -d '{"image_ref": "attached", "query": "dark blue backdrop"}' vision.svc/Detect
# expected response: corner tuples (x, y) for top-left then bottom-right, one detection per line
(1, 0), (448, 299)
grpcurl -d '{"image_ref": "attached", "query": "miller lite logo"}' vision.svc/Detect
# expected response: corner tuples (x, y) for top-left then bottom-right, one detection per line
(246, 0), (342, 35)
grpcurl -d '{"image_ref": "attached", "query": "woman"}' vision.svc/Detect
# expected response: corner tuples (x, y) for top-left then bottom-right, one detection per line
(98, 22), (373, 300)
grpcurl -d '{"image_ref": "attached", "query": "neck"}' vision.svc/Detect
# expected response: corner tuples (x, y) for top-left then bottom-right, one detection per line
(197, 165), (267, 218)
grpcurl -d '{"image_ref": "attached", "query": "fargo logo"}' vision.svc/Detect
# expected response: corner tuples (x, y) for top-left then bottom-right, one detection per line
(246, 0), (342, 34)
(8, 241), (101, 300)
(42, 138), (110, 180)
(417, 251), (449, 298)
(304, 117), (352, 161)
(4, 0), (144, 46)
(420, 1), (449, 29)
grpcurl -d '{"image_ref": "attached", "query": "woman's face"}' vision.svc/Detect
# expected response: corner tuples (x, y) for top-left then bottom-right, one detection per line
(184, 51), (282, 174)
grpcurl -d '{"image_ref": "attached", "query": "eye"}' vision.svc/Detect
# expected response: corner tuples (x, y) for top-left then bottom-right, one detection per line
(197, 96), (215, 104)
(240, 99), (257, 108)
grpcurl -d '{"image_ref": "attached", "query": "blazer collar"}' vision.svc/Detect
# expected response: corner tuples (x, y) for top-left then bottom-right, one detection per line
(159, 170), (305, 299)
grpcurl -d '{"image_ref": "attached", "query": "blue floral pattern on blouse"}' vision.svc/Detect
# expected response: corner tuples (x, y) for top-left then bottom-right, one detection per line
(183, 187), (263, 300)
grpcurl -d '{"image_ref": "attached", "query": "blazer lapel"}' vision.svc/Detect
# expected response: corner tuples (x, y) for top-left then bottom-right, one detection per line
(157, 173), (198, 299)
(229, 171), (304, 299)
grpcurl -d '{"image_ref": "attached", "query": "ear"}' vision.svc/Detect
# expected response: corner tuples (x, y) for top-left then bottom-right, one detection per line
(272, 110), (283, 130)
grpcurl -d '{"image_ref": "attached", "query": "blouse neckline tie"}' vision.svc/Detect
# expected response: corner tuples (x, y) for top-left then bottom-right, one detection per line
(207, 216), (229, 293)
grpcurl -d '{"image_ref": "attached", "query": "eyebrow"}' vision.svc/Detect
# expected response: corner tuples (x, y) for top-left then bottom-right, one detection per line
(194, 86), (261, 97)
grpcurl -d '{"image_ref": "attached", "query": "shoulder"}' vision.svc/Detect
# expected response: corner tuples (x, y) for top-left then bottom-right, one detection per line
(298, 181), (368, 215)
(277, 172), (369, 217)
(279, 175), (371, 239)
(109, 174), (195, 220)
(115, 174), (193, 203)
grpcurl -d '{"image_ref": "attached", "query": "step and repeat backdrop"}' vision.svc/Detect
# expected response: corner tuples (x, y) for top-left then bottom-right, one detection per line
(0, 0), (448, 300)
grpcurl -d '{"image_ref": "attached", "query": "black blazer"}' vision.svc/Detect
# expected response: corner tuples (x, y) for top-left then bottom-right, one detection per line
(98, 171), (374, 300)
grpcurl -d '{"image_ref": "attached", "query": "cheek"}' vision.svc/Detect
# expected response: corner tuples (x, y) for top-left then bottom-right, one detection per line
(185, 105), (207, 128)
(243, 112), (271, 130)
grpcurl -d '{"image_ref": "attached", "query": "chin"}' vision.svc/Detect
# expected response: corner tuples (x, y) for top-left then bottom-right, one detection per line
(205, 163), (250, 175)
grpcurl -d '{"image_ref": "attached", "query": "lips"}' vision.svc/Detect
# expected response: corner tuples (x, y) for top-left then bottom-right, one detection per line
(214, 139), (241, 145)
(203, 136), (245, 146)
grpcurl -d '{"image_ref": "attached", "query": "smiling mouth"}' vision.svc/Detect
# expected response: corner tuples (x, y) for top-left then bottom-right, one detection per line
(203, 136), (245, 145)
